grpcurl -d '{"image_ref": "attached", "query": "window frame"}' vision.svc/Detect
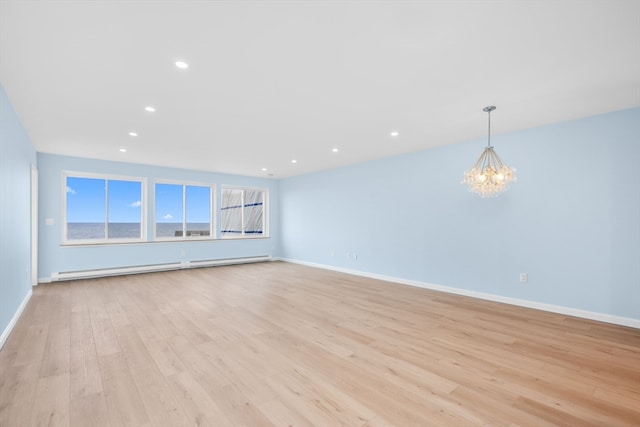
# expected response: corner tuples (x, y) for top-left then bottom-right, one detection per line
(220, 185), (269, 239)
(153, 179), (216, 241)
(62, 171), (147, 245)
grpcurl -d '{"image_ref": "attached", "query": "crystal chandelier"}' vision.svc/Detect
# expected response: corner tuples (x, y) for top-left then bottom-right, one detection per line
(462, 106), (516, 197)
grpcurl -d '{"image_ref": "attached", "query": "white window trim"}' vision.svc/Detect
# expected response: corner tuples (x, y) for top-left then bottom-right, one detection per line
(153, 179), (216, 241)
(62, 170), (147, 245)
(220, 185), (269, 239)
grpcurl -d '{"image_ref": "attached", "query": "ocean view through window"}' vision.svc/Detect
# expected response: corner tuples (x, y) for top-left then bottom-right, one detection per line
(63, 174), (270, 243)
(155, 182), (213, 239)
(64, 172), (146, 243)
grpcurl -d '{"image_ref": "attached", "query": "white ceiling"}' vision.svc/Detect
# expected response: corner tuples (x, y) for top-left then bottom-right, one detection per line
(1, 1), (639, 178)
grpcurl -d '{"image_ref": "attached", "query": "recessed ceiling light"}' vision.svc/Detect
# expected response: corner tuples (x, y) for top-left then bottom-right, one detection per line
(145, 106), (156, 112)
(291, 159), (297, 164)
(175, 61), (189, 69)
(261, 168), (267, 171)
(119, 148), (127, 153)
(332, 148), (339, 152)
(390, 131), (399, 137)
(128, 132), (138, 137)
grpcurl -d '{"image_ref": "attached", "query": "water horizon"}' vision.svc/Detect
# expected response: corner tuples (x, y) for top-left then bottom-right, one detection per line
(67, 222), (211, 239)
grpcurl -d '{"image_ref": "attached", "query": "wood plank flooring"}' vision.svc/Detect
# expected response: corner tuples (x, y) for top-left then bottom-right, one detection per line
(1, 261), (639, 426)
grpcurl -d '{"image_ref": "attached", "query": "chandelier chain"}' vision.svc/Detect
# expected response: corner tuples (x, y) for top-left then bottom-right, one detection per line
(487, 108), (491, 148)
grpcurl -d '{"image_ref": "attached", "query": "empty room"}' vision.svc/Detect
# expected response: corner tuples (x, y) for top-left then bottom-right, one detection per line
(1, 1), (639, 426)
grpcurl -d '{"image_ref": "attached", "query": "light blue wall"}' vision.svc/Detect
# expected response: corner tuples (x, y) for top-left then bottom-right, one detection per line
(37, 153), (281, 279)
(0, 83), (37, 338)
(280, 108), (640, 320)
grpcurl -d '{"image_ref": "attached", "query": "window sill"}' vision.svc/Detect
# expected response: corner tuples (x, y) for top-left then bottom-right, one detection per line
(60, 236), (270, 247)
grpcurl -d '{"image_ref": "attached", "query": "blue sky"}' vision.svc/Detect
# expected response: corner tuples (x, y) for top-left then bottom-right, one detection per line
(66, 178), (210, 224)
(155, 183), (210, 224)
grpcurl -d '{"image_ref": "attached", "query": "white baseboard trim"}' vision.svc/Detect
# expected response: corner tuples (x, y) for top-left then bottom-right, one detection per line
(0, 288), (33, 350)
(279, 258), (640, 330)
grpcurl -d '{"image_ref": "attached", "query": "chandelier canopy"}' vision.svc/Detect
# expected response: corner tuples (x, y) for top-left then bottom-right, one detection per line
(462, 106), (516, 197)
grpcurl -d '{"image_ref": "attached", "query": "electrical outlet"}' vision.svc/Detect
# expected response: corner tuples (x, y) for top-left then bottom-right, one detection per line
(520, 273), (528, 282)
(353, 253), (358, 260)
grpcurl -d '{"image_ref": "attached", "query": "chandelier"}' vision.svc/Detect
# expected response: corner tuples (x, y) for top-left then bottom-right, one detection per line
(462, 106), (516, 197)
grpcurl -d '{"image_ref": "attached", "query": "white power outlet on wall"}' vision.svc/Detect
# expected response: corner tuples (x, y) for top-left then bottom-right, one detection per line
(520, 273), (528, 282)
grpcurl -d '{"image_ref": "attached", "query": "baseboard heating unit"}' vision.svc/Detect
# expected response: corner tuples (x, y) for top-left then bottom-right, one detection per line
(49, 255), (271, 282)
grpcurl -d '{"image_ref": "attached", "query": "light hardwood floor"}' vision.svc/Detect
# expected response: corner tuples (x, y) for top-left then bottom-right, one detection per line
(1, 261), (639, 426)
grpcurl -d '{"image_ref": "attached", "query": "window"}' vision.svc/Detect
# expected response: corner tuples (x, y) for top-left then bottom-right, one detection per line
(64, 172), (145, 243)
(155, 182), (213, 239)
(221, 186), (267, 238)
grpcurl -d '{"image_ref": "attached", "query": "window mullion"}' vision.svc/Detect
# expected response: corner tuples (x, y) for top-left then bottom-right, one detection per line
(104, 179), (109, 239)
(210, 186), (214, 238)
(182, 185), (187, 236)
(241, 190), (245, 237)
